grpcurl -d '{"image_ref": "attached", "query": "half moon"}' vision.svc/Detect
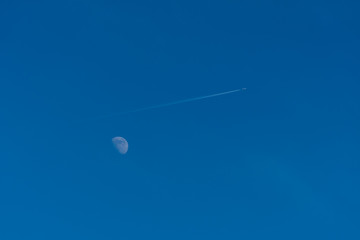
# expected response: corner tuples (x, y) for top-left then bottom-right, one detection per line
(112, 137), (128, 154)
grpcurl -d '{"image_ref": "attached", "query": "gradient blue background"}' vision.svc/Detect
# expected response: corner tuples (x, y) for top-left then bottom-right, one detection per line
(1, 0), (359, 239)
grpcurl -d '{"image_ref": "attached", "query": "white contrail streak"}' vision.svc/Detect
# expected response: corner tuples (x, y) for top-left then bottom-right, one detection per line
(130, 88), (242, 113)
(92, 88), (245, 121)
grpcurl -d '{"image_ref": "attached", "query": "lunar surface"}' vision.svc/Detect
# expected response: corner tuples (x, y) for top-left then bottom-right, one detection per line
(112, 137), (128, 154)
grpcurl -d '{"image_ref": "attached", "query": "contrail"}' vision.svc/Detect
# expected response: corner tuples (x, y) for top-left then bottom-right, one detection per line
(92, 88), (245, 121)
(129, 88), (243, 113)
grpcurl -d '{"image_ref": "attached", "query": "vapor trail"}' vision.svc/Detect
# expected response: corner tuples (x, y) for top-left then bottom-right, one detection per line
(92, 88), (244, 121)
(130, 88), (242, 113)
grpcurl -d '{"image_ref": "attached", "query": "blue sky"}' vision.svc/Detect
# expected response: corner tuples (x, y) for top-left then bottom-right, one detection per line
(1, 0), (359, 239)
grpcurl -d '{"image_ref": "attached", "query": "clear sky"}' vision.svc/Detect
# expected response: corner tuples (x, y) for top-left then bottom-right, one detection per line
(1, 0), (359, 239)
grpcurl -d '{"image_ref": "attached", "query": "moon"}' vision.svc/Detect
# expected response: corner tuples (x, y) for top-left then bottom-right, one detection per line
(112, 137), (128, 154)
